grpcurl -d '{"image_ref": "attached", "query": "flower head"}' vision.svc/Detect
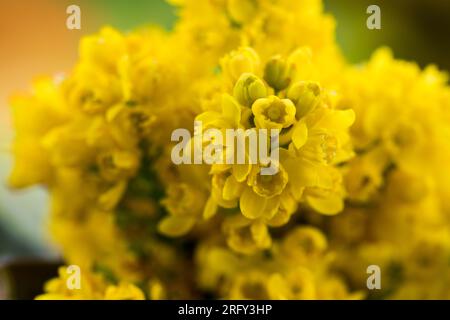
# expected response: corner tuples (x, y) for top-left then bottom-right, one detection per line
(252, 95), (296, 129)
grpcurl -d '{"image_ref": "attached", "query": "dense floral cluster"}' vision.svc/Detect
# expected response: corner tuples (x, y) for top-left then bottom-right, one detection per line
(8, 0), (450, 299)
(196, 226), (362, 299)
(328, 48), (450, 299)
(193, 46), (354, 254)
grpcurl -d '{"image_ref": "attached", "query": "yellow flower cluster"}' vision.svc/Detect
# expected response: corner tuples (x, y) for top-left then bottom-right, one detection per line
(328, 48), (450, 299)
(196, 226), (362, 299)
(195, 46), (354, 254)
(8, 0), (450, 299)
(170, 0), (343, 77)
(9, 26), (210, 298)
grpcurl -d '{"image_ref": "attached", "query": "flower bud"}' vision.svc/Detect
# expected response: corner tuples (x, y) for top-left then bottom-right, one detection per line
(287, 81), (321, 118)
(222, 47), (260, 82)
(264, 55), (291, 91)
(233, 73), (267, 107)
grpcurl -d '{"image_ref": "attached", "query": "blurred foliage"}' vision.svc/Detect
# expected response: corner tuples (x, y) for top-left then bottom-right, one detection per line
(324, 0), (450, 70)
(83, 0), (176, 30)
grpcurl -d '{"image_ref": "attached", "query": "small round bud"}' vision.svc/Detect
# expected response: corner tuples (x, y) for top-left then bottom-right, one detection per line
(233, 73), (267, 107)
(264, 55), (291, 91)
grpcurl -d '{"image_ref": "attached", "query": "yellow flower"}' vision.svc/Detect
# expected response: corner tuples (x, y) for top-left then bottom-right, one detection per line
(195, 47), (354, 253)
(247, 163), (288, 198)
(10, 24), (215, 299)
(280, 226), (328, 264)
(12, 0), (450, 301)
(104, 283), (145, 300)
(268, 269), (316, 299)
(8, 77), (68, 188)
(264, 55), (291, 91)
(229, 271), (271, 299)
(333, 48), (450, 299)
(252, 95), (296, 129)
(171, 0), (343, 80)
(287, 81), (322, 119)
(196, 227), (359, 300)
(233, 73), (267, 107)
(223, 215), (272, 254)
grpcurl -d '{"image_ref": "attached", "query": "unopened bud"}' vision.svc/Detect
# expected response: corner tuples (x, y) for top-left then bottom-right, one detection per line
(222, 47), (260, 82)
(264, 55), (291, 91)
(233, 73), (267, 107)
(287, 81), (321, 118)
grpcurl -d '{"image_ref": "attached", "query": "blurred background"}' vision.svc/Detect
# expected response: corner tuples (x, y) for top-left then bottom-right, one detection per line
(0, 0), (449, 259)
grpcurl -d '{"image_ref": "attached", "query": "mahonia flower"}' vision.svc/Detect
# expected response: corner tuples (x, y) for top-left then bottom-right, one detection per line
(170, 0), (344, 81)
(195, 47), (354, 254)
(9, 26), (211, 299)
(195, 226), (363, 299)
(328, 49), (450, 299)
(8, 0), (450, 301)
(338, 48), (450, 203)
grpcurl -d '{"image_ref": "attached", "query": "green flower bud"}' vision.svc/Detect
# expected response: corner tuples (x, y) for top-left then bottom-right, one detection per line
(264, 55), (291, 91)
(233, 73), (267, 107)
(287, 81), (321, 119)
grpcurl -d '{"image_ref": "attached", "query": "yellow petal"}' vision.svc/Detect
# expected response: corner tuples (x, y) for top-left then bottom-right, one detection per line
(292, 120), (308, 149)
(222, 94), (241, 127)
(203, 196), (218, 219)
(240, 188), (267, 219)
(250, 221), (272, 247)
(158, 216), (195, 237)
(210, 163), (232, 174)
(285, 158), (331, 189)
(232, 162), (251, 182)
(113, 151), (139, 169)
(263, 196), (281, 219)
(318, 109), (355, 131)
(267, 210), (291, 227)
(223, 175), (243, 200)
(280, 190), (298, 213)
(306, 193), (343, 215)
(106, 104), (124, 122)
(287, 47), (313, 80)
(196, 111), (228, 128)
(98, 181), (127, 211)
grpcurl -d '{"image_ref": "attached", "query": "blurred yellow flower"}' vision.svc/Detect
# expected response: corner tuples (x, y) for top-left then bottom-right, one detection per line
(8, 0), (450, 301)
